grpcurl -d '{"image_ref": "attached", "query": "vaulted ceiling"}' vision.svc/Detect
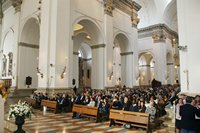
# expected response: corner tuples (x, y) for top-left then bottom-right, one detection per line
(135, 0), (177, 32)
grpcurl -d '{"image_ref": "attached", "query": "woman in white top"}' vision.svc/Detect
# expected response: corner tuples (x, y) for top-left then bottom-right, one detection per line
(87, 97), (95, 107)
(175, 98), (183, 133)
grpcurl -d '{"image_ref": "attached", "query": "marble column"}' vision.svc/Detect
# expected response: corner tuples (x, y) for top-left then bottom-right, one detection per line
(103, 0), (114, 88)
(152, 32), (167, 84)
(121, 52), (133, 88)
(91, 44), (105, 90)
(177, 0), (200, 93)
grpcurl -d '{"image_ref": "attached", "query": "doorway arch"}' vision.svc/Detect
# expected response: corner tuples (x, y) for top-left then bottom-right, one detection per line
(18, 18), (40, 89)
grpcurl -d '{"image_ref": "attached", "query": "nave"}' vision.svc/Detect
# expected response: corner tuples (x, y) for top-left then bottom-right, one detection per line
(3, 93), (175, 133)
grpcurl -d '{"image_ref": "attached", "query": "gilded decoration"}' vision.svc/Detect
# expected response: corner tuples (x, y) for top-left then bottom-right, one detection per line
(104, 0), (114, 16)
(11, 0), (22, 12)
(152, 31), (166, 43)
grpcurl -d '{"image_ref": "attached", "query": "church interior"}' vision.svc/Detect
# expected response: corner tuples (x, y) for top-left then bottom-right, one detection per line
(0, 0), (200, 133)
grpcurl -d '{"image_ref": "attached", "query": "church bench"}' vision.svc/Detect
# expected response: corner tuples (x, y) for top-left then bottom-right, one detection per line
(109, 109), (150, 132)
(41, 100), (58, 114)
(72, 104), (100, 122)
(25, 97), (36, 107)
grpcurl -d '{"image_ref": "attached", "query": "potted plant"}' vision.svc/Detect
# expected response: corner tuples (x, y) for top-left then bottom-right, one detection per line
(8, 100), (32, 133)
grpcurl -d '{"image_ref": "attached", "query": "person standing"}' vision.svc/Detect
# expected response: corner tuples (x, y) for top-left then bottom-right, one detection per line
(180, 96), (200, 133)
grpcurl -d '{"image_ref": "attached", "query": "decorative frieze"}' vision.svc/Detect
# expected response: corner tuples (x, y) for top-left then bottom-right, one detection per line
(138, 24), (178, 43)
(103, 0), (114, 16)
(11, 0), (22, 13)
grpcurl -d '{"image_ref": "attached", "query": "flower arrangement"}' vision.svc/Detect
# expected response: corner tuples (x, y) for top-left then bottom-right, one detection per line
(8, 100), (32, 119)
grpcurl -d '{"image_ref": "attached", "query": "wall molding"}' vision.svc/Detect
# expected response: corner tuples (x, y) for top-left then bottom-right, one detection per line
(19, 42), (39, 49)
(120, 51), (133, 56)
(91, 44), (105, 49)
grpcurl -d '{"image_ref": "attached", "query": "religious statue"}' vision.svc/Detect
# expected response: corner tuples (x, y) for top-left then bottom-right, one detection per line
(8, 52), (13, 76)
(2, 54), (7, 77)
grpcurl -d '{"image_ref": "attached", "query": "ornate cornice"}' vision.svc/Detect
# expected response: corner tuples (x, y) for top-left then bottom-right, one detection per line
(138, 24), (178, 43)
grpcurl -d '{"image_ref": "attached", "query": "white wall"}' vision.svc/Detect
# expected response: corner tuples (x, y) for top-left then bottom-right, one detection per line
(18, 46), (38, 88)
(177, 0), (200, 93)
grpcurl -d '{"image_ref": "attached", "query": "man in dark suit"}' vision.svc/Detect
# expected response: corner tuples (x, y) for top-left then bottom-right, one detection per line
(129, 99), (139, 112)
(180, 96), (200, 133)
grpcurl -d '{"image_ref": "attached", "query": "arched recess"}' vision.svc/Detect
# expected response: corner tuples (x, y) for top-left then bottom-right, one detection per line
(18, 18), (40, 89)
(72, 19), (104, 90)
(138, 52), (154, 86)
(1, 29), (14, 79)
(113, 33), (132, 87)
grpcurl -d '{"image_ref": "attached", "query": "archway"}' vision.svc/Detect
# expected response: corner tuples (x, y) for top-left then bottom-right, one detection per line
(18, 18), (40, 89)
(138, 52), (154, 86)
(73, 19), (103, 90)
(113, 33), (132, 87)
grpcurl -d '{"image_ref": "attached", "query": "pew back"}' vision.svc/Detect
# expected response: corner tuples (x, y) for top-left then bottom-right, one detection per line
(25, 97), (36, 106)
(41, 100), (58, 113)
(109, 109), (149, 131)
(72, 104), (99, 122)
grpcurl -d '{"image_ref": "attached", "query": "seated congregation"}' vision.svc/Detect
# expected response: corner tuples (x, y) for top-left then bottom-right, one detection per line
(27, 85), (200, 132)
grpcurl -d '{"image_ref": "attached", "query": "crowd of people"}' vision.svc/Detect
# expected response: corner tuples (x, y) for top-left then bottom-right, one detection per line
(31, 85), (178, 122)
(175, 94), (200, 133)
(29, 84), (200, 132)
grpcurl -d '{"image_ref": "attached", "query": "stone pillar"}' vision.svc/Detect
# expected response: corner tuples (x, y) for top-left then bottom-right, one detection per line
(0, 95), (4, 132)
(152, 32), (167, 84)
(91, 44), (105, 90)
(38, 0), (51, 88)
(177, 0), (200, 93)
(73, 52), (79, 88)
(103, 0), (114, 88)
(38, 0), (72, 89)
(121, 52), (133, 88)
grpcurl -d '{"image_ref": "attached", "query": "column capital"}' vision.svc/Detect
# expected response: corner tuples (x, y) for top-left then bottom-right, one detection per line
(103, 0), (114, 16)
(120, 51), (133, 56)
(11, 0), (22, 13)
(152, 30), (166, 43)
(131, 12), (139, 28)
(91, 44), (105, 49)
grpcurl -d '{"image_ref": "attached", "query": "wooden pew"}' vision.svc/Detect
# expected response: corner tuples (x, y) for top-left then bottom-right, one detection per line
(41, 100), (58, 114)
(72, 104), (100, 122)
(25, 97), (36, 107)
(109, 109), (150, 132)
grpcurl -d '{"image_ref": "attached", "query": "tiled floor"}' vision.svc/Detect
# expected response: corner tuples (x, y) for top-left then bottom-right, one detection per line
(4, 98), (175, 133)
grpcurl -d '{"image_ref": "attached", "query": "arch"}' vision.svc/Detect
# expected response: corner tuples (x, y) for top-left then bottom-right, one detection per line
(1, 28), (14, 55)
(138, 52), (155, 86)
(114, 33), (130, 53)
(73, 17), (104, 44)
(20, 17), (40, 45)
(18, 17), (40, 89)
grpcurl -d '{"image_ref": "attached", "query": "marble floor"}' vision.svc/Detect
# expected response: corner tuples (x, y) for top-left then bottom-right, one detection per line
(4, 98), (175, 133)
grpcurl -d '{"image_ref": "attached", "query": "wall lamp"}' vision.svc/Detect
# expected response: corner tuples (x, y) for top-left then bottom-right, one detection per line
(109, 71), (113, 80)
(178, 45), (187, 51)
(61, 66), (66, 79)
(37, 67), (43, 78)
